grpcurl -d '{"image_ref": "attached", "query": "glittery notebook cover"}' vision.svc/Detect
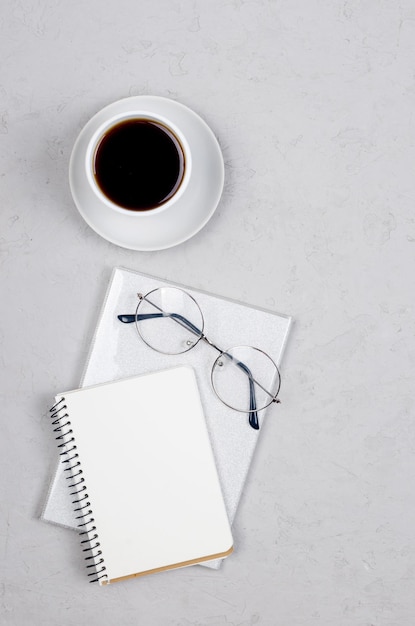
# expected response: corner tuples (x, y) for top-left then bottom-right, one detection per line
(42, 267), (292, 569)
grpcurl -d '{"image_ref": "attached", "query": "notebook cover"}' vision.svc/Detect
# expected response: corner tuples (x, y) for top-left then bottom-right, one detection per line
(42, 267), (292, 568)
(52, 367), (233, 584)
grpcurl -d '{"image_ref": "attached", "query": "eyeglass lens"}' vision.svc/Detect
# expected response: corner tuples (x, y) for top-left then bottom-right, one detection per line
(135, 287), (204, 355)
(211, 345), (280, 413)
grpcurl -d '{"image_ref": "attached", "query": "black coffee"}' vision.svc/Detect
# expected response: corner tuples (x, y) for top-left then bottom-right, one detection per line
(93, 119), (185, 211)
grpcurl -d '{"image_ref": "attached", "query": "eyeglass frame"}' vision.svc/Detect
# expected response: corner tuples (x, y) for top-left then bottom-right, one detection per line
(117, 287), (281, 430)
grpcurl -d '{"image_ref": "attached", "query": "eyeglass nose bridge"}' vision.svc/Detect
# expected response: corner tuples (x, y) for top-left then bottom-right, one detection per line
(201, 334), (223, 354)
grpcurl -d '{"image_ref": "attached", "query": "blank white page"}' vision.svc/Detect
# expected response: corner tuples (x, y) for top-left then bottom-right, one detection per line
(58, 366), (233, 584)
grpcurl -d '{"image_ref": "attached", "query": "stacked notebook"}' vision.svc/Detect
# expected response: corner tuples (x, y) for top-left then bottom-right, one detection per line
(50, 367), (233, 584)
(44, 267), (292, 583)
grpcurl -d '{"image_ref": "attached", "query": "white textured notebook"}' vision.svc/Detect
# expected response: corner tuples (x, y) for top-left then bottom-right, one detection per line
(50, 367), (233, 585)
(43, 267), (292, 568)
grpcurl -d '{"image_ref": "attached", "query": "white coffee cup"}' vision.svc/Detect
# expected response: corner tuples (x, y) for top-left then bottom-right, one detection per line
(85, 111), (192, 216)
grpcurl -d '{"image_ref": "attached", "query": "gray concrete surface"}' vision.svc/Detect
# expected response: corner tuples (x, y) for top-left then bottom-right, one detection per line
(1, 1), (414, 624)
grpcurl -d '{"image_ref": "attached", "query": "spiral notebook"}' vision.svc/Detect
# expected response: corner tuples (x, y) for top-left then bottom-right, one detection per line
(50, 366), (233, 585)
(43, 267), (292, 569)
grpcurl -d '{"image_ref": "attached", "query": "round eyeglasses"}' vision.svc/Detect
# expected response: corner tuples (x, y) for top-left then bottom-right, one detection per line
(118, 287), (281, 429)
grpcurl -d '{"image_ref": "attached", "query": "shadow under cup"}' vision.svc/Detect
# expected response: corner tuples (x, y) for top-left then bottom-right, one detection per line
(91, 116), (189, 213)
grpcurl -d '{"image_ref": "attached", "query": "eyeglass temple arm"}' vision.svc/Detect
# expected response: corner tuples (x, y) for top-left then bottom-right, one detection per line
(225, 356), (259, 430)
(117, 312), (260, 429)
(117, 313), (202, 337)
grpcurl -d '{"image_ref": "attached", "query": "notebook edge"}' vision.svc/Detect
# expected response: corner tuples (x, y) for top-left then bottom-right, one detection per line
(101, 545), (234, 586)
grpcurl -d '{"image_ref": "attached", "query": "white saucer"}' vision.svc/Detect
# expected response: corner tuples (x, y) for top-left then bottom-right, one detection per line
(69, 96), (225, 251)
